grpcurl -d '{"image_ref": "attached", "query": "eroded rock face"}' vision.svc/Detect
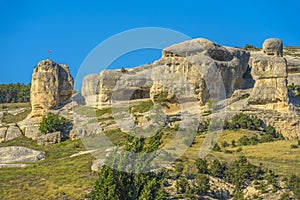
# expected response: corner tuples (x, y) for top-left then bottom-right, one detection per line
(0, 124), (22, 143)
(248, 56), (288, 107)
(30, 59), (74, 121)
(82, 38), (250, 108)
(263, 38), (283, 57)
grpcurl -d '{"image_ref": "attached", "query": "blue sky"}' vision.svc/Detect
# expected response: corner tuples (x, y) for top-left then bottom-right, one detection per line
(0, 0), (299, 89)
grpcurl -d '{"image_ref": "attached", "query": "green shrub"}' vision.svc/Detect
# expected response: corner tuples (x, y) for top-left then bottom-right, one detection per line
(279, 193), (290, 200)
(120, 67), (127, 73)
(176, 177), (189, 194)
(221, 140), (229, 148)
(287, 174), (300, 199)
(194, 174), (210, 194)
(209, 159), (226, 178)
(195, 158), (208, 174)
(223, 113), (263, 131)
(39, 113), (67, 134)
(212, 143), (221, 152)
(290, 144), (298, 149)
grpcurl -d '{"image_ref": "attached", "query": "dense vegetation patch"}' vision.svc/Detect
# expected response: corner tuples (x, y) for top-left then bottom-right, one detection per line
(39, 113), (67, 134)
(0, 83), (31, 103)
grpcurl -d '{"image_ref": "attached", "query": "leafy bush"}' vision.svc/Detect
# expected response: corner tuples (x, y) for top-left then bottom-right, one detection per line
(244, 44), (259, 51)
(290, 144), (298, 149)
(212, 143), (221, 152)
(223, 113), (262, 131)
(195, 158), (208, 174)
(120, 67), (127, 73)
(279, 193), (290, 200)
(89, 134), (167, 200)
(221, 140), (229, 148)
(209, 159), (226, 178)
(287, 175), (300, 199)
(39, 113), (67, 134)
(194, 174), (210, 194)
(176, 177), (189, 194)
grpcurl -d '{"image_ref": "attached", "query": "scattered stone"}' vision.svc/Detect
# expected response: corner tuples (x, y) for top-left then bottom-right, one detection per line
(6, 124), (22, 141)
(0, 124), (22, 143)
(37, 131), (61, 145)
(0, 163), (29, 168)
(24, 125), (42, 140)
(0, 146), (45, 163)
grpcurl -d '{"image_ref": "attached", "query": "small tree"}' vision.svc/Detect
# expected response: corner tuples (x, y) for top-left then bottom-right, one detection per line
(195, 158), (208, 174)
(39, 113), (67, 134)
(221, 141), (229, 149)
(209, 159), (226, 178)
(175, 177), (189, 194)
(121, 67), (127, 73)
(194, 174), (210, 195)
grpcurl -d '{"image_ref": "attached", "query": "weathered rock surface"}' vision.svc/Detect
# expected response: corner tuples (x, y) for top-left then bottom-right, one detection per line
(81, 74), (100, 107)
(263, 38), (283, 57)
(0, 146), (45, 163)
(0, 124), (22, 142)
(248, 56), (288, 107)
(37, 131), (62, 145)
(30, 59), (74, 121)
(82, 38), (250, 108)
(91, 159), (105, 172)
(78, 38), (300, 139)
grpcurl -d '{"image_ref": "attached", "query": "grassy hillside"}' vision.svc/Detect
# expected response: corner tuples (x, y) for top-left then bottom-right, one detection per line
(0, 137), (97, 200)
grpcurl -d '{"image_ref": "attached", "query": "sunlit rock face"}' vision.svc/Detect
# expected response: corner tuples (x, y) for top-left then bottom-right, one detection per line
(30, 59), (74, 121)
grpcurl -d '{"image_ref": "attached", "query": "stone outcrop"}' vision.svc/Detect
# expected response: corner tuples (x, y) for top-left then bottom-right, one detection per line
(37, 131), (61, 145)
(0, 124), (22, 143)
(30, 59), (74, 121)
(0, 146), (45, 163)
(82, 38), (250, 108)
(237, 38), (300, 138)
(263, 38), (283, 56)
(248, 56), (288, 108)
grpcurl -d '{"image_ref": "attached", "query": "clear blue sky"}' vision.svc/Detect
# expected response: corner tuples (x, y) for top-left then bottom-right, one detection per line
(1, 0), (299, 88)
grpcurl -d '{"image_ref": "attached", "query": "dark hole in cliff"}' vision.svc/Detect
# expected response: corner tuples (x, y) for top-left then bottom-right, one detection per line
(112, 89), (150, 101)
(208, 50), (233, 61)
(242, 66), (255, 89)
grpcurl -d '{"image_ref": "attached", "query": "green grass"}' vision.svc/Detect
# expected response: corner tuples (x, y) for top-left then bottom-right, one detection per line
(1, 126), (299, 199)
(0, 102), (31, 111)
(162, 129), (300, 176)
(2, 109), (31, 124)
(130, 100), (153, 113)
(0, 137), (98, 200)
(73, 106), (98, 117)
(0, 154), (97, 200)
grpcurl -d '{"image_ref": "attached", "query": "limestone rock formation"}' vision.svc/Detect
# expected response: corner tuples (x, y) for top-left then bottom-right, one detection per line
(248, 56), (289, 108)
(0, 146), (45, 163)
(81, 74), (100, 107)
(82, 38), (250, 108)
(263, 38), (283, 57)
(37, 131), (61, 145)
(30, 59), (74, 121)
(0, 124), (22, 143)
